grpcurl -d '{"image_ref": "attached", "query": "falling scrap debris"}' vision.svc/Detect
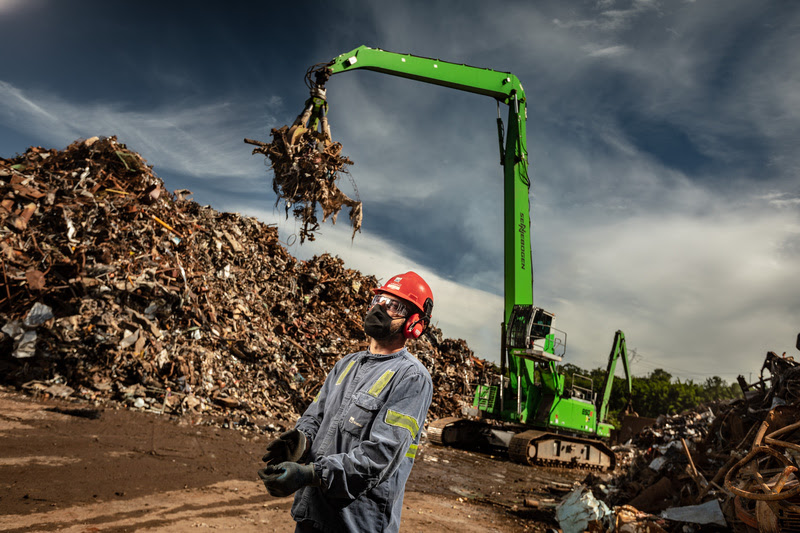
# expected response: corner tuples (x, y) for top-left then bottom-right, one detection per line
(245, 85), (361, 243)
(0, 137), (477, 425)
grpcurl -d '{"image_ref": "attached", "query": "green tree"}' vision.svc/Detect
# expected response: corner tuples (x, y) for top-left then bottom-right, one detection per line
(550, 364), (739, 423)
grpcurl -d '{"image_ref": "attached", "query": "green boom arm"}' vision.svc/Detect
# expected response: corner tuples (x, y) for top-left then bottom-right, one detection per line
(597, 330), (633, 423)
(324, 45), (533, 325)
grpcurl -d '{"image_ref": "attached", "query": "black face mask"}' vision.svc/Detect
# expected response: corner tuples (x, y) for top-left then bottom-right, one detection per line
(363, 305), (401, 340)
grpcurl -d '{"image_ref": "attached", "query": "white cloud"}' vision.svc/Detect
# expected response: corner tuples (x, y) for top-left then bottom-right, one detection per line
(543, 199), (800, 378)
(0, 81), (279, 180)
(0, 82), (57, 121)
(760, 192), (800, 208)
(0, 0), (28, 15)
(585, 45), (631, 58)
(771, 198), (800, 208)
(554, 0), (660, 32)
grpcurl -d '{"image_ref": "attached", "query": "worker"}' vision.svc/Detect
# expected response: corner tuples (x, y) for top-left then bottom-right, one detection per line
(258, 271), (435, 533)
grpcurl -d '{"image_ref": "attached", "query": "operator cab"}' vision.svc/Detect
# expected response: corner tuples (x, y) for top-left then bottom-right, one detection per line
(506, 305), (566, 363)
(565, 373), (597, 403)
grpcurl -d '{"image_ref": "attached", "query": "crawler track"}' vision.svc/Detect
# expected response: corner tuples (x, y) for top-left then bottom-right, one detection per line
(430, 418), (616, 471)
(509, 430), (616, 471)
(428, 417), (477, 446)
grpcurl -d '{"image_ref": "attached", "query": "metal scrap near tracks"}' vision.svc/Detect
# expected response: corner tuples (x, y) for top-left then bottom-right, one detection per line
(588, 349), (800, 531)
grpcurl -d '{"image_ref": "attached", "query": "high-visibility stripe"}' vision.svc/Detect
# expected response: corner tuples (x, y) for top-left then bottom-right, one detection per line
(336, 361), (356, 385)
(385, 409), (419, 439)
(367, 370), (395, 397)
(313, 391), (321, 403)
(405, 443), (418, 459)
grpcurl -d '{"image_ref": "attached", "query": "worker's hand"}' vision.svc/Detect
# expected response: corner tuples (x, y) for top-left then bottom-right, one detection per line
(258, 462), (317, 497)
(261, 428), (307, 465)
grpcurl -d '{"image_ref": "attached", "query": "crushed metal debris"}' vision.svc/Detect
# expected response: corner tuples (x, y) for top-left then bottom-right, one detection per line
(0, 136), (476, 428)
(245, 86), (361, 243)
(590, 349), (800, 532)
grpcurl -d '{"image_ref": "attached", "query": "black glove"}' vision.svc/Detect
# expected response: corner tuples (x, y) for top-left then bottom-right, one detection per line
(261, 428), (307, 465)
(258, 461), (318, 497)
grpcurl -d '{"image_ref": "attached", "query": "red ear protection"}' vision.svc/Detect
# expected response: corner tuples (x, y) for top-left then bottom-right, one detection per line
(403, 313), (425, 339)
(403, 297), (433, 340)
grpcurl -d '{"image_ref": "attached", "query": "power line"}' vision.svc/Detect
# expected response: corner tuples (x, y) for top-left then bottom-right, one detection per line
(631, 357), (745, 377)
(627, 347), (732, 375)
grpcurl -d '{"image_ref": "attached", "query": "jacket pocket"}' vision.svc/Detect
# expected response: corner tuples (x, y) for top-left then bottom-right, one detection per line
(341, 391), (384, 438)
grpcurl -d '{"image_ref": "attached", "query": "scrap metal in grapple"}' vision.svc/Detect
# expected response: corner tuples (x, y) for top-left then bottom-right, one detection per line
(245, 83), (361, 243)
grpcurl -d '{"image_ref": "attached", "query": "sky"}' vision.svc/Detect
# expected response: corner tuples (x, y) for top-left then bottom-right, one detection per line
(1, 0), (799, 383)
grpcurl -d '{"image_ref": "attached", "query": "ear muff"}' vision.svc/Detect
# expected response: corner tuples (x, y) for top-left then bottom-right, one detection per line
(404, 296), (434, 340)
(403, 313), (426, 339)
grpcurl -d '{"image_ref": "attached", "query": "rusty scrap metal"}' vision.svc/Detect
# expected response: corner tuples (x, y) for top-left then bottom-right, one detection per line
(0, 137), (480, 429)
(598, 350), (800, 531)
(245, 85), (361, 243)
(723, 405), (800, 529)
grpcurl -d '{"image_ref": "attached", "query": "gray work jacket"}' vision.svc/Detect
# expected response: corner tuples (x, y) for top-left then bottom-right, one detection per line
(291, 348), (433, 532)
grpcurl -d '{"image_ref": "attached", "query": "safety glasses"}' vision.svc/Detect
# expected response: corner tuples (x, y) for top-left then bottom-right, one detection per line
(370, 294), (410, 318)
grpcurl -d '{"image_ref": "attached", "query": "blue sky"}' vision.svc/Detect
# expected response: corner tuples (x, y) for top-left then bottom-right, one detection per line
(2, 0), (799, 381)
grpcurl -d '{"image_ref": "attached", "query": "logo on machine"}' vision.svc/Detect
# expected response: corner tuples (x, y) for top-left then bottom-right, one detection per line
(519, 213), (526, 270)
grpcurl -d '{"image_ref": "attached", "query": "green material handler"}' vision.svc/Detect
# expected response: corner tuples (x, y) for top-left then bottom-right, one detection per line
(307, 46), (635, 470)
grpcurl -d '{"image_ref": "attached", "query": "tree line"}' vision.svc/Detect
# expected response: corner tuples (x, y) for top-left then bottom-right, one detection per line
(558, 364), (742, 424)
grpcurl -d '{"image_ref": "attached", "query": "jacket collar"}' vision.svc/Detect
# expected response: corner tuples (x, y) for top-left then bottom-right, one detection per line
(363, 348), (409, 361)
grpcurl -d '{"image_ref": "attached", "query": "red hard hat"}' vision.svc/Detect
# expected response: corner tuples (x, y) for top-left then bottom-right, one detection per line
(372, 271), (433, 318)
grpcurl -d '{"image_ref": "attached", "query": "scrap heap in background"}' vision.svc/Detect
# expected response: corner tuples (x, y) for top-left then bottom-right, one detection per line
(0, 137), (476, 425)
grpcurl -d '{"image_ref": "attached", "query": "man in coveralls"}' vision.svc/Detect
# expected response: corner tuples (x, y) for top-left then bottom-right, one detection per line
(258, 272), (435, 533)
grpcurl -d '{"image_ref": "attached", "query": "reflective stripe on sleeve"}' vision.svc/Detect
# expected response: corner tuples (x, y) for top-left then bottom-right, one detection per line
(313, 391), (321, 403)
(336, 360), (356, 385)
(405, 443), (418, 459)
(367, 370), (395, 397)
(385, 409), (420, 439)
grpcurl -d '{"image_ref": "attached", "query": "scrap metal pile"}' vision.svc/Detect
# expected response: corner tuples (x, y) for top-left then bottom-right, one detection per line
(0, 137), (477, 426)
(572, 350), (800, 532)
(245, 86), (361, 244)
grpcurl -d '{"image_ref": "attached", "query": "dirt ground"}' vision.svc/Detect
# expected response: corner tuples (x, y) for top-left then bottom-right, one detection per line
(0, 387), (589, 532)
